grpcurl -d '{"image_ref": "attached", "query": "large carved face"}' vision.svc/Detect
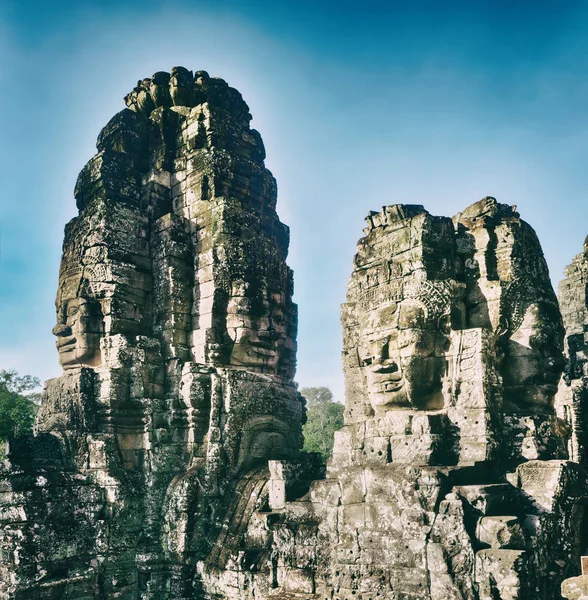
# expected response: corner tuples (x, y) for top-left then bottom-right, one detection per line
(225, 281), (288, 373)
(170, 67), (193, 107)
(236, 416), (293, 469)
(53, 272), (104, 369)
(358, 296), (449, 413)
(501, 301), (564, 412)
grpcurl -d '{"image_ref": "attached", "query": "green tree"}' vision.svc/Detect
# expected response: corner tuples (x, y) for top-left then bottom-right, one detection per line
(0, 369), (39, 441)
(301, 386), (344, 461)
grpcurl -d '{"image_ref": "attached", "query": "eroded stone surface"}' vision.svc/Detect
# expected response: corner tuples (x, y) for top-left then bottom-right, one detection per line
(205, 199), (586, 600)
(1, 69), (587, 600)
(0, 67), (303, 600)
(562, 574), (588, 599)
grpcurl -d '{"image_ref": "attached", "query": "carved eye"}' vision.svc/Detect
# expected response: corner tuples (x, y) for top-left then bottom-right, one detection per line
(358, 347), (373, 367)
(437, 314), (451, 336)
(68, 306), (79, 317)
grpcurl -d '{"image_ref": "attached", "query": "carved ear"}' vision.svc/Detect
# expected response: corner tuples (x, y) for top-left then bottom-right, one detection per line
(496, 316), (510, 338)
(438, 314), (451, 336)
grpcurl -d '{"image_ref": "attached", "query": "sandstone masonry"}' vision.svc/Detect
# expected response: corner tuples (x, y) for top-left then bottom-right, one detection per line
(0, 68), (587, 600)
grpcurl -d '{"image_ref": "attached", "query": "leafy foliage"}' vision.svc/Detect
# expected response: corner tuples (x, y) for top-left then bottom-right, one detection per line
(301, 386), (344, 461)
(0, 370), (40, 395)
(0, 370), (39, 441)
(300, 386), (334, 406)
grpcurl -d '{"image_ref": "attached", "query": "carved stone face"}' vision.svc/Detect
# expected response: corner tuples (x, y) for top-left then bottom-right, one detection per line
(225, 281), (287, 372)
(171, 67), (192, 87)
(249, 431), (287, 462)
(236, 415), (293, 468)
(53, 282), (104, 369)
(170, 67), (193, 107)
(136, 78), (155, 116)
(150, 72), (172, 108)
(501, 302), (564, 411)
(358, 299), (449, 412)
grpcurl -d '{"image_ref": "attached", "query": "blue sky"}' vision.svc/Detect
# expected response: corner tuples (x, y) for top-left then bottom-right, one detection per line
(2, 0), (588, 401)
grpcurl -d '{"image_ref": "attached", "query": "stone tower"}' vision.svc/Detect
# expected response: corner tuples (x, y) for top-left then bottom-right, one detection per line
(188, 200), (588, 600)
(557, 238), (588, 599)
(0, 67), (304, 599)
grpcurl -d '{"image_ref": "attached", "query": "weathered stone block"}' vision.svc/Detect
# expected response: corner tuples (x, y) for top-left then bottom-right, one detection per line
(516, 460), (566, 511)
(476, 549), (525, 600)
(562, 574), (588, 600)
(476, 516), (525, 549)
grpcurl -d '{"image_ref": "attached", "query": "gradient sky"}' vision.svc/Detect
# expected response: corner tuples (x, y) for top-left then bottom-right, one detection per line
(2, 0), (588, 401)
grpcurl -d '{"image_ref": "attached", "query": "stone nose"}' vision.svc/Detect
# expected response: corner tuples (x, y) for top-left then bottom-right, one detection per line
(52, 323), (72, 337)
(258, 329), (280, 342)
(372, 359), (400, 374)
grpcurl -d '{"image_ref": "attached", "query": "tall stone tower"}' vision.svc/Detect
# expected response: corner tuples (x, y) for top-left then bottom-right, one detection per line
(0, 68), (304, 599)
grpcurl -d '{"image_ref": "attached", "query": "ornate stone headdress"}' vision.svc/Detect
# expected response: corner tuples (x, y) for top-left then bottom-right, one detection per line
(497, 274), (558, 337)
(58, 262), (110, 297)
(403, 279), (456, 321)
